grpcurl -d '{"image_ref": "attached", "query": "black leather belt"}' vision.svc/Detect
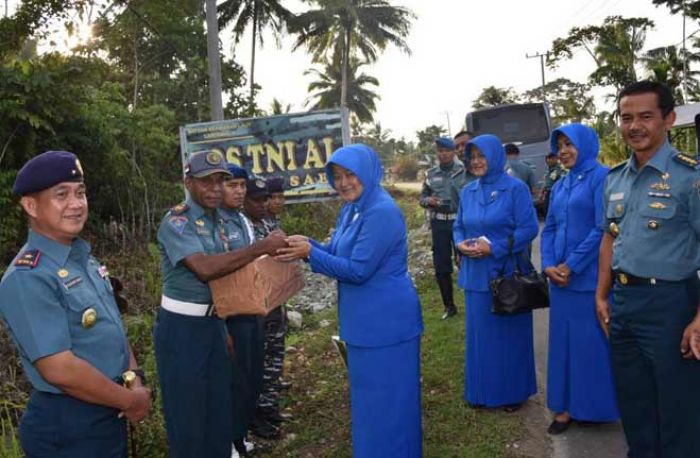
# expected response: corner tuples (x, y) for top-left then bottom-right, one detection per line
(614, 271), (686, 287)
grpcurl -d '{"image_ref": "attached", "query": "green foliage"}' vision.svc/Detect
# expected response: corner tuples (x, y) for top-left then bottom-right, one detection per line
(415, 124), (447, 153)
(281, 200), (342, 241)
(522, 78), (596, 125)
(0, 171), (24, 273)
(548, 16), (655, 94)
(599, 132), (629, 165)
(0, 403), (23, 458)
(305, 58), (380, 123)
(652, 0), (700, 18)
(641, 45), (700, 103)
(472, 86), (520, 109)
(393, 155), (420, 181)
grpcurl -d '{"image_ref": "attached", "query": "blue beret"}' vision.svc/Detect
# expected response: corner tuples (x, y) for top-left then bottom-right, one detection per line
(246, 175), (269, 198)
(13, 151), (84, 195)
(435, 137), (455, 150)
(226, 164), (248, 179)
(267, 176), (284, 193)
(185, 150), (230, 178)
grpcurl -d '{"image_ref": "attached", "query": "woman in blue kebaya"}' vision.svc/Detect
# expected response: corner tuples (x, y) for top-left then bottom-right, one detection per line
(454, 134), (539, 411)
(276, 144), (423, 457)
(541, 123), (619, 434)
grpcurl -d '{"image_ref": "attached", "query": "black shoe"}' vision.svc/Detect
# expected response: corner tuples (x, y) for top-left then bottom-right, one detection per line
(502, 403), (521, 413)
(547, 419), (571, 435)
(441, 306), (457, 320)
(249, 417), (280, 440)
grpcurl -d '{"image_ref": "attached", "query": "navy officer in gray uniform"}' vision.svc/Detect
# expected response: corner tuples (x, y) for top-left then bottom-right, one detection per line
(420, 137), (468, 319)
(154, 151), (285, 458)
(595, 81), (700, 458)
(0, 151), (152, 457)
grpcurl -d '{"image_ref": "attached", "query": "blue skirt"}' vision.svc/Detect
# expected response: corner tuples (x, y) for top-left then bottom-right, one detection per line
(346, 336), (422, 458)
(464, 291), (536, 406)
(547, 288), (619, 421)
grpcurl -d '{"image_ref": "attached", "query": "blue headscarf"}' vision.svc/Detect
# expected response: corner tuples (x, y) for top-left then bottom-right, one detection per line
(326, 143), (385, 210)
(549, 123), (600, 174)
(465, 134), (506, 184)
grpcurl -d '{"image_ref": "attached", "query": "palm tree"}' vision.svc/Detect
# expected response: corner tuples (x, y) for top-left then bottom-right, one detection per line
(641, 45), (700, 103)
(218, 0), (291, 109)
(270, 97), (292, 114)
(305, 58), (379, 123)
(289, 0), (414, 109)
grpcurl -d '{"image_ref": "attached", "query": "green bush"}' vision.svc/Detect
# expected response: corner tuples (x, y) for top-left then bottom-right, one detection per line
(281, 200), (342, 241)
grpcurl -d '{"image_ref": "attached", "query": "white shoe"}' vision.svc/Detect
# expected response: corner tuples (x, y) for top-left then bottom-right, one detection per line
(244, 438), (255, 452)
(231, 444), (241, 458)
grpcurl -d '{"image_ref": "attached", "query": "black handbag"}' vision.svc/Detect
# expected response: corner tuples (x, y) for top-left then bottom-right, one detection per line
(489, 237), (549, 315)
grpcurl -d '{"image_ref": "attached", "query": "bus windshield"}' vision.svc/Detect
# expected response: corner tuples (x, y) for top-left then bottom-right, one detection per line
(468, 103), (550, 144)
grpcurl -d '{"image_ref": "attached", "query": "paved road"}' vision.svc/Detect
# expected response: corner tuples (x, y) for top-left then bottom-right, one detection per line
(531, 228), (628, 458)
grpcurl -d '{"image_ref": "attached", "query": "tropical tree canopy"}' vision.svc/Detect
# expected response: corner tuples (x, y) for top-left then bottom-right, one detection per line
(522, 78), (596, 125)
(548, 16), (655, 92)
(472, 86), (520, 109)
(305, 58), (380, 123)
(641, 45), (700, 103)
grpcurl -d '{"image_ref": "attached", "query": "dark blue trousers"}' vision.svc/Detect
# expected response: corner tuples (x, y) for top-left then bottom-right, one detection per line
(430, 219), (455, 278)
(226, 315), (264, 441)
(154, 308), (232, 458)
(610, 278), (700, 458)
(19, 391), (126, 458)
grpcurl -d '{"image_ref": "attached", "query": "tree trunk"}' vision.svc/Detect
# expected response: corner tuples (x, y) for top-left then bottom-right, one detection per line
(249, 2), (258, 114)
(340, 26), (351, 110)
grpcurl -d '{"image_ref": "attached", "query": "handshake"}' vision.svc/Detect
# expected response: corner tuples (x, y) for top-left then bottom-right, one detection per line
(259, 231), (312, 262)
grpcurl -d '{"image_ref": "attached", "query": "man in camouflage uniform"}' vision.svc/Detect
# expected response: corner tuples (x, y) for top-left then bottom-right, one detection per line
(536, 152), (567, 217)
(243, 176), (284, 438)
(255, 176), (292, 426)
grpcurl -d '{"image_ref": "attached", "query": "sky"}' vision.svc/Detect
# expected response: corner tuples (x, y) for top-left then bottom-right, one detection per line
(225, 0), (688, 140)
(5, 0), (692, 141)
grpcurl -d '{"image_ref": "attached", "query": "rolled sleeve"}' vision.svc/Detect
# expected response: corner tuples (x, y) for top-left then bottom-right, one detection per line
(0, 273), (71, 362)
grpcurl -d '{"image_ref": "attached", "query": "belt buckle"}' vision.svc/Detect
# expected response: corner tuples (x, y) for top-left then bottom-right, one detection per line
(618, 273), (629, 285)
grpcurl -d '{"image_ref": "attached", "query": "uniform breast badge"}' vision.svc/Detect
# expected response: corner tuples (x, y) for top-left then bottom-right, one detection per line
(81, 308), (97, 328)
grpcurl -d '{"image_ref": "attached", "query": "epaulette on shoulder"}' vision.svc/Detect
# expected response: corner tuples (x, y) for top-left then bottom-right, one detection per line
(169, 202), (189, 215)
(673, 152), (699, 169)
(14, 250), (41, 269)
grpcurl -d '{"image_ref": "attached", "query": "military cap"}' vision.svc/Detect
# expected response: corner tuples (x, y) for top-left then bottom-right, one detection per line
(246, 175), (269, 198)
(267, 176), (285, 193)
(12, 150), (84, 196)
(435, 137), (456, 150)
(505, 143), (520, 155)
(185, 150), (230, 178)
(226, 164), (248, 179)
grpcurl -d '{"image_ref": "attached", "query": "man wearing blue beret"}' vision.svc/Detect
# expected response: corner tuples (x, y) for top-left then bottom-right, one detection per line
(154, 152), (286, 458)
(420, 137), (468, 319)
(0, 150), (152, 457)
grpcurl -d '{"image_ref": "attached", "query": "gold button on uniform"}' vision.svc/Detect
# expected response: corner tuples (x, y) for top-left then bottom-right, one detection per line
(81, 308), (97, 328)
(609, 222), (620, 237)
(618, 273), (629, 285)
(615, 204), (624, 215)
(648, 220), (659, 230)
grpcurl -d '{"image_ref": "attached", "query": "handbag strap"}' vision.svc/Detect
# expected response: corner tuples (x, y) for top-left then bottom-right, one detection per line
(496, 236), (536, 276)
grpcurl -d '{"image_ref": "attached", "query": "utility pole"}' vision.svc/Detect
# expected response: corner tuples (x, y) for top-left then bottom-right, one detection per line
(682, 0), (689, 102)
(205, 0), (224, 121)
(526, 51), (549, 103)
(5, 0), (8, 17)
(444, 111), (452, 137)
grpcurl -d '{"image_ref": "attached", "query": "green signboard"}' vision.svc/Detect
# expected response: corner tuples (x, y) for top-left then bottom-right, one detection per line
(179, 109), (349, 203)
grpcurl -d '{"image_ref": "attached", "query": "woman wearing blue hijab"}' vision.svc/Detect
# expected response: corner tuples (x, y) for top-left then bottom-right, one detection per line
(541, 124), (619, 434)
(454, 134), (539, 410)
(277, 144), (424, 457)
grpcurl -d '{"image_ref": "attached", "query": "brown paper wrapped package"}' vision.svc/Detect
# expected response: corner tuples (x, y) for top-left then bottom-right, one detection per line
(209, 256), (304, 318)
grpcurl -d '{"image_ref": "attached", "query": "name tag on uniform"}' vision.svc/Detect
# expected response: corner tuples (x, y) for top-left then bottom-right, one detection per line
(610, 192), (624, 201)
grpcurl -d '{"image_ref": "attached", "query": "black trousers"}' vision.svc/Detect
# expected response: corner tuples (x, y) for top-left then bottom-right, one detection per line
(430, 219), (455, 278)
